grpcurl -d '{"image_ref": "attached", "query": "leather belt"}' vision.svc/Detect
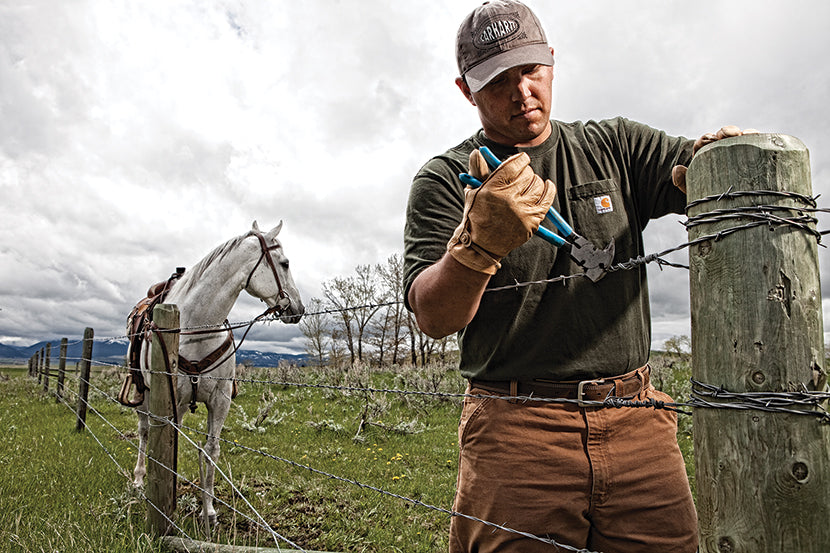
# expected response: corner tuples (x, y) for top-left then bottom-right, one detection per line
(469, 365), (650, 406)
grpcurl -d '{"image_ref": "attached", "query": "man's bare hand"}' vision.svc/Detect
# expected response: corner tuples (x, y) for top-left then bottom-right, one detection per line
(672, 126), (760, 194)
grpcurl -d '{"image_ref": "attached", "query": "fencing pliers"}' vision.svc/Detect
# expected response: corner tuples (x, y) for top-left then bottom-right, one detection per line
(459, 146), (615, 282)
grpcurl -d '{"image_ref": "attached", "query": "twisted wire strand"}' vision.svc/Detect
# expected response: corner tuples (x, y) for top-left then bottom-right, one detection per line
(684, 189), (819, 211)
(32, 190), (830, 347)
(176, 420), (601, 553)
(689, 380), (830, 422)
(45, 356), (830, 425)
(53, 382), (196, 543)
(145, 368), (691, 414)
(67, 367), (597, 551)
(75, 373), (310, 549)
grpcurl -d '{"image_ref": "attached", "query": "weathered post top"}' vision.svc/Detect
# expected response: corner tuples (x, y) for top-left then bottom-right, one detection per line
(687, 132), (824, 392)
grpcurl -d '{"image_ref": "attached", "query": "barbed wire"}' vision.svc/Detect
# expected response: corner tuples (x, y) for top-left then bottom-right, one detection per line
(172, 415), (307, 551)
(24, 351), (829, 552)
(52, 381), (197, 544)
(684, 188), (819, 211)
(490, 189), (826, 292)
(175, 419), (601, 553)
(688, 380), (830, 422)
(74, 369), (601, 550)
(19, 188), (823, 349)
(70, 373), (312, 550)
(47, 369), (601, 551)
(198, 369), (830, 421)
(47, 357), (830, 423)
(16, 187), (830, 551)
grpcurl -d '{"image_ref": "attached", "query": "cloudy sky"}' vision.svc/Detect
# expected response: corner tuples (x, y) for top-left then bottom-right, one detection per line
(2, 0), (829, 355)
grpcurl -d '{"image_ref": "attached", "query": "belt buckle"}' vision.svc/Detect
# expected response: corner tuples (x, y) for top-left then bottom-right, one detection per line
(577, 379), (605, 407)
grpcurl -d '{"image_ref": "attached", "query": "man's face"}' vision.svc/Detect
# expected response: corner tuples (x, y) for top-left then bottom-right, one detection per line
(459, 58), (554, 148)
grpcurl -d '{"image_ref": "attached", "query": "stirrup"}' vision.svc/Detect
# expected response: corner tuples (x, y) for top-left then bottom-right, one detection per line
(118, 374), (145, 407)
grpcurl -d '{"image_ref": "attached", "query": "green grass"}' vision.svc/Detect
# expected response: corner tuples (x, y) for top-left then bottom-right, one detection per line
(0, 368), (165, 552)
(0, 363), (463, 552)
(0, 355), (694, 552)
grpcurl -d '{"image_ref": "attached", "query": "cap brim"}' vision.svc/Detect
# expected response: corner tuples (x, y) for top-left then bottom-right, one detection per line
(464, 43), (553, 93)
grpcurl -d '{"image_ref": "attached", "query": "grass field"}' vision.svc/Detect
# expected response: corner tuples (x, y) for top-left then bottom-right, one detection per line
(0, 355), (693, 552)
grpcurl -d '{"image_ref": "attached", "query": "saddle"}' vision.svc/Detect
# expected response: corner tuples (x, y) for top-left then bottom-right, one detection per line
(118, 268), (185, 407)
(119, 267), (239, 411)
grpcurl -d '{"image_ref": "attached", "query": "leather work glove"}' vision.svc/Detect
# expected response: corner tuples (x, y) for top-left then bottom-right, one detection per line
(672, 125), (760, 194)
(447, 151), (557, 275)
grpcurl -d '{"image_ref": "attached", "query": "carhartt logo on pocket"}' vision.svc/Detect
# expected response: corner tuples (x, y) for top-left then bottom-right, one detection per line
(594, 195), (613, 214)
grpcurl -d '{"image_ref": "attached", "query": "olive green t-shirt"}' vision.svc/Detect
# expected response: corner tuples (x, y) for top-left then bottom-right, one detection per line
(403, 117), (693, 382)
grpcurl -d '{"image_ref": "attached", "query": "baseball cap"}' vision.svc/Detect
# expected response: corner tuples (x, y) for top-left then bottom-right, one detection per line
(456, 1), (554, 93)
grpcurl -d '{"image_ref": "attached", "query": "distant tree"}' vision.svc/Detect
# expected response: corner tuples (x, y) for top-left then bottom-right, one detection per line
(664, 335), (691, 356)
(374, 254), (408, 365)
(323, 265), (385, 365)
(352, 264), (385, 363)
(298, 297), (329, 366)
(328, 327), (349, 368)
(313, 253), (458, 368)
(323, 276), (357, 364)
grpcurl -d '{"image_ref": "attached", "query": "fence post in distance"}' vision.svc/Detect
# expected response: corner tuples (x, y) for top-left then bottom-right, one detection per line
(42, 343), (51, 394)
(56, 338), (67, 403)
(75, 328), (94, 432)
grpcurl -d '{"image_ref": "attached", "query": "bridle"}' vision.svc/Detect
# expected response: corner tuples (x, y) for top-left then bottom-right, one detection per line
(244, 229), (291, 317)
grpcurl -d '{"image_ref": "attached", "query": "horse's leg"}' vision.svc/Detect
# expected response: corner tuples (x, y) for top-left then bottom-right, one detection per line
(202, 382), (233, 527)
(133, 403), (149, 487)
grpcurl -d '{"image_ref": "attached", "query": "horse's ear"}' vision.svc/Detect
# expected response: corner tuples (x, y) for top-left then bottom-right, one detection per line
(267, 220), (284, 239)
(252, 220), (260, 232)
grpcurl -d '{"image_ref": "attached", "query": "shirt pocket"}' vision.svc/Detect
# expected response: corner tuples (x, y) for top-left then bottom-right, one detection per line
(566, 179), (633, 260)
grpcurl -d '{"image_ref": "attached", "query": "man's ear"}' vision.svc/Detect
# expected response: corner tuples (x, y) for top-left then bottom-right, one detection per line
(455, 77), (476, 106)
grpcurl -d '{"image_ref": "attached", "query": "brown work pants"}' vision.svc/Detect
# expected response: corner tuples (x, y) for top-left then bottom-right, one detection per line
(450, 383), (698, 553)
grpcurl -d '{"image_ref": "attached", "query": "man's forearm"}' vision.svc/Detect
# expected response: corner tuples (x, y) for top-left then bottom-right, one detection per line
(407, 253), (490, 339)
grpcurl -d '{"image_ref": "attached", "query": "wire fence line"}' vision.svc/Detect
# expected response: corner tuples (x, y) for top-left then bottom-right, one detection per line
(40, 363), (601, 552)
(41, 188), (826, 348)
(47, 353), (830, 423)
(55, 370), (310, 551)
(173, 418), (599, 553)
(17, 186), (830, 551)
(51, 376), (198, 546)
(32, 351), (828, 553)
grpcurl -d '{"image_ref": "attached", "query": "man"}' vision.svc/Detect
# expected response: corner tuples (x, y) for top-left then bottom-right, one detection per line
(403, 1), (753, 552)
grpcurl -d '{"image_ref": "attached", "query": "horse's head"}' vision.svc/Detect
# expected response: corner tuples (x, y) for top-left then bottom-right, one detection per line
(244, 221), (305, 324)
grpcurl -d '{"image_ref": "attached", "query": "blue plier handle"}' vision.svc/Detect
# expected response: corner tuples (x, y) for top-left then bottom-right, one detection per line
(458, 146), (572, 247)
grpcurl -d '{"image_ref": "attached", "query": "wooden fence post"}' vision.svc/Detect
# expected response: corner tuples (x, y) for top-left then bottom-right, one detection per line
(75, 328), (94, 432)
(37, 348), (43, 384)
(28, 355), (33, 377)
(146, 303), (180, 537)
(686, 134), (830, 552)
(56, 338), (67, 403)
(42, 343), (51, 393)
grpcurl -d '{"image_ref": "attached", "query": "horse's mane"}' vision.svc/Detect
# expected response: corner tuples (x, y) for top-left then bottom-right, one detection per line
(173, 232), (252, 296)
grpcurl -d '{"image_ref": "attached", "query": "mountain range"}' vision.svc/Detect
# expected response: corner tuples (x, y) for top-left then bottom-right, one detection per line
(0, 339), (306, 368)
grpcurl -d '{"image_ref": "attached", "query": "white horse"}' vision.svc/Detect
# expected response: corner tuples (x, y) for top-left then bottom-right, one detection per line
(128, 221), (304, 526)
